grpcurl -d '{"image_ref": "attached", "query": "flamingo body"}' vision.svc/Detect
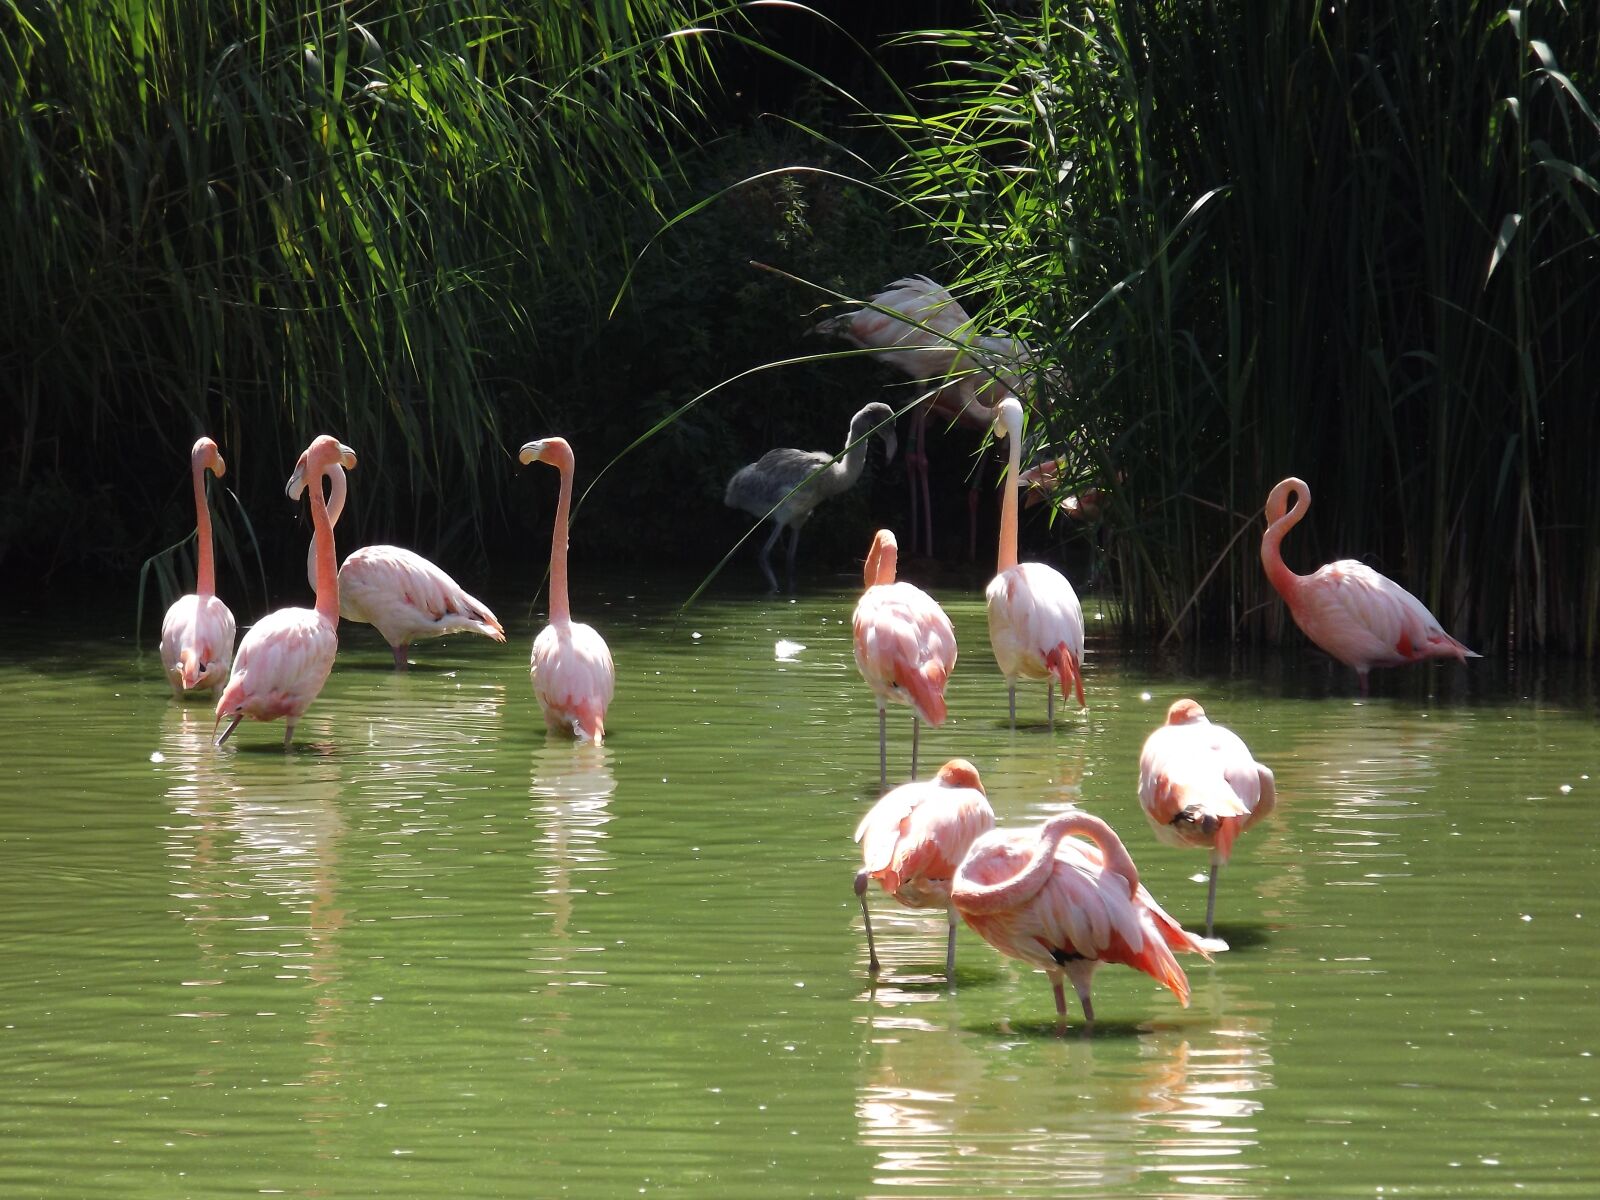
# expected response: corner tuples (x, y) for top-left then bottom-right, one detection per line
(162, 594), (237, 695)
(521, 436), (615, 744)
(161, 437), (236, 695)
(853, 758), (996, 978)
(952, 810), (1224, 1021)
(298, 465), (505, 667)
(215, 435), (354, 746)
(852, 529), (956, 783)
(1261, 477), (1478, 691)
(531, 620), (615, 743)
(1138, 699), (1276, 934)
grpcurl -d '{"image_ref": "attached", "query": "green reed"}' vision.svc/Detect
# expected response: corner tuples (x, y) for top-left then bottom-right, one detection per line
(1, 0), (716, 603)
(882, 1), (1599, 654)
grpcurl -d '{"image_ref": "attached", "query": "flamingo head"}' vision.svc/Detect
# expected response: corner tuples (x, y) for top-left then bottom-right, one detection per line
(863, 529), (898, 588)
(286, 437), (356, 501)
(192, 436), (226, 479)
(851, 402), (898, 464)
(934, 758), (985, 795)
(1166, 698), (1207, 725)
(1265, 476), (1308, 525)
(992, 396), (1024, 442)
(519, 436), (575, 471)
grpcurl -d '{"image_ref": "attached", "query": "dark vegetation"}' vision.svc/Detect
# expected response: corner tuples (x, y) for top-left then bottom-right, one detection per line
(3, 2), (1597, 653)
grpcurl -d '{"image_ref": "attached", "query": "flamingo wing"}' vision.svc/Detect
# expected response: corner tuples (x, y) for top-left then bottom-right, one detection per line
(852, 582), (957, 725)
(1301, 560), (1474, 669)
(531, 620), (615, 742)
(986, 562), (1085, 698)
(724, 448), (831, 523)
(219, 608), (336, 721)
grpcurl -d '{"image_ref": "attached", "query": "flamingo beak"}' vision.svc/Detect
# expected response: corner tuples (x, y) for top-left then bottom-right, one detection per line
(179, 649), (202, 690)
(338, 443), (357, 469)
(286, 460), (307, 501)
(518, 440), (546, 466)
(879, 429), (899, 463)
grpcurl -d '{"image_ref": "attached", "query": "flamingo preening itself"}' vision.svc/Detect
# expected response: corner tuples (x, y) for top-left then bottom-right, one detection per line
(1260, 476), (1479, 694)
(813, 275), (1041, 559)
(294, 459), (505, 668)
(520, 436), (615, 744)
(1138, 699), (1276, 937)
(723, 401), (898, 593)
(951, 808), (1226, 1024)
(852, 529), (957, 789)
(986, 397), (1085, 728)
(214, 436), (355, 748)
(160, 437), (237, 696)
(853, 758), (996, 982)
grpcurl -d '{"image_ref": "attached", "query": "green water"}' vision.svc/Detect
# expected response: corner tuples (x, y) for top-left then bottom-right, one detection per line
(2, 575), (1597, 1198)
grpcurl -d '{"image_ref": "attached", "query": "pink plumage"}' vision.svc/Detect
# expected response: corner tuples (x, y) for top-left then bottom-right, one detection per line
(521, 436), (614, 744)
(853, 759), (996, 981)
(1261, 476), (1479, 693)
(953, 809), (1225, 1023)
(215, 436), (355, 747)
(986, 398), (1085, 723)
(852, 529), (957, 786)
(1138, 698), (1276, 936)
(298, 462), (504, 668)
(160, 437), (236, 695)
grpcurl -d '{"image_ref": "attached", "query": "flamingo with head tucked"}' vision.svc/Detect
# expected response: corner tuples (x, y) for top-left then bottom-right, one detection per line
(986, 398), (1085, 728)
(854, 758), (996, 982)
(520, 437), (615, 744)
(293, 458), (505, 668)
(1261, 477), (1479, 694)
(1138, 699), (1276, 937)
(214, 436), (354, 748)
(724, 401), (898, 593)
(952, 809), (1225, 1023)
(852, 529), (957, 788)
(161, 437), (237, 696)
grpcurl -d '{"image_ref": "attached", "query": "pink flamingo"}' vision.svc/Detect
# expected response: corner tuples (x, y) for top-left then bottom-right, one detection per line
(1261, 477), (1479, 694)
(214, 436), (355, 747)
(160, 437), (237, 695)
(986, 397), (1085, 728)
(814, 276), (1038, 558)
(952, 808), (1226, 1023)
(294, 459), (505, 668)
(1138, 699), (1276, 937)
(854, 758), (996, 981)
(852, 528), (957, 788)
(520, 437), (615, 743)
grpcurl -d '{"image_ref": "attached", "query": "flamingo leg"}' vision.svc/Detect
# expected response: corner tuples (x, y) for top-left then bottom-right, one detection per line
(911, 714), (921, 779)
(945, 905), (959, 985)
(756, 523), (783, 593)
(905, 409), (924, 558)
(878, 703), (888, 791)
(1357, 668), (1371, 697)
(283, 717), (297, 749)
(1008, 684), (1017, 731)
(966, 447), (988, 562)
(392, 642), (409, 670)
(1048, 679), (1055, 729)
(916, 414), (934, 558)
(1051, 975), (1068, 1016)
(1206, 861), (1220, 938)
(784, 524), (802, 592)
(215, 713), (243, 746)
(854, 871), (880, 974)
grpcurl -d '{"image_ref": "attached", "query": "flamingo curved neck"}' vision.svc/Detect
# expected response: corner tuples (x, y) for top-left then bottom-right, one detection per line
(547, 444), (575, 625)
(193, 456), (216, 597)
(997, 418), (1021, 573)
(828, 419), (872, 496)
(310, 464), (339, 624)
(1261, 479), (1310, 595)
(956, 812), (1137, 916)
(865, 536), (898, 587)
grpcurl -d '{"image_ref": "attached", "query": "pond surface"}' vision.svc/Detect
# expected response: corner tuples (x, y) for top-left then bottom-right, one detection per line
(2, 570), (1597, 1198)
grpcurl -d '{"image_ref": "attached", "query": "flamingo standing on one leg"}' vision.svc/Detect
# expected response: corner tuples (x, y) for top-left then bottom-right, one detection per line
(214, 436), (355, 748)
(986, 397), (1085, 729)
(1260, 477), (1479, 694)
(952, 808), (1226, 1024)
(853, 758), (996, 982)
(161, 437), (237, 696)
(520, 437), (615, 743)
(852, 529), (957, 789)
(724, 401), (898, 593)
(1138, 699), (1276, 937)
(293, 459), (505, 668)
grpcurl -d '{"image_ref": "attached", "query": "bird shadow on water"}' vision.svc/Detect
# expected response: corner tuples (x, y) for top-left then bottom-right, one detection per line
(228, 739), (339, 758)
(1205, 922), (1273, 951)
(963, 1015), (1162, 1041)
